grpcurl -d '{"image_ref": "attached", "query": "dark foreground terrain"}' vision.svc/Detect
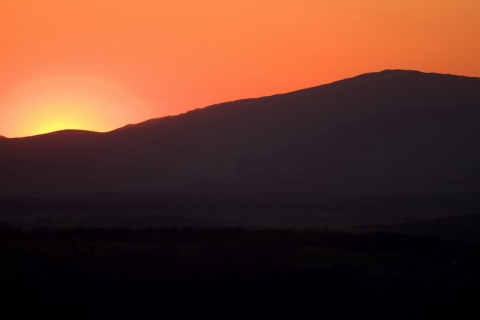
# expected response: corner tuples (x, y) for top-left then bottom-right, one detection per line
(1, 224), (480, 319)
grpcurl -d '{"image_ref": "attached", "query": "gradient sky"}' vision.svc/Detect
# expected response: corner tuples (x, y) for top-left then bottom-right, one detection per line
(1, 0), (479, 137)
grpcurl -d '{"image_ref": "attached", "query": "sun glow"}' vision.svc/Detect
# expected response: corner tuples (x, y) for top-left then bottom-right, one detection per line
(0, 75), (147, 137)
(25, 102), (100, 136)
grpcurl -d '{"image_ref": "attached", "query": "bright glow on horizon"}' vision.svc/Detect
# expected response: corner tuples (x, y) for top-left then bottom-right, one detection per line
(25, 102), (95, 136)
(0, 75), (148, 137)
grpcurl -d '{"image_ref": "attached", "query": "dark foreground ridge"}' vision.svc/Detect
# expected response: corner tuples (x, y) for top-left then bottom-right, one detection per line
(1, 225), (480, 318)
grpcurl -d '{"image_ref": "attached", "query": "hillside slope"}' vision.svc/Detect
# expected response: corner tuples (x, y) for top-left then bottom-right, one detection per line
(1, 70), (480, 200)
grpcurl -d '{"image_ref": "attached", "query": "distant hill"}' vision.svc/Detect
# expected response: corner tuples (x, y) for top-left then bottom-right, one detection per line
(1, 70), (480, 227)
(2, 69), (480, 195)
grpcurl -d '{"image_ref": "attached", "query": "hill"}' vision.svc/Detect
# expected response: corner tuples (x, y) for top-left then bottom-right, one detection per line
(1, 70), (480, 227)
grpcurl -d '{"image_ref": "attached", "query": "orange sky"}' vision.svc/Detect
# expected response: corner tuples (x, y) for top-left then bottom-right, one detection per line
(1, 0), (479, 137)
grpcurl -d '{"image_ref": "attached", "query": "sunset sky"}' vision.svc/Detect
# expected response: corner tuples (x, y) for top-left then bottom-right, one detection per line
(1, 0), (479, 137)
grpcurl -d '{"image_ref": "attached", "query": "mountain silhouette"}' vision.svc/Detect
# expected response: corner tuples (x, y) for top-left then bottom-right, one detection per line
(1, 70), (480, 226)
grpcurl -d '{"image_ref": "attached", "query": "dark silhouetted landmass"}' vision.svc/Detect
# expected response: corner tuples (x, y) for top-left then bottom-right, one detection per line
(1, 70), (480, 228)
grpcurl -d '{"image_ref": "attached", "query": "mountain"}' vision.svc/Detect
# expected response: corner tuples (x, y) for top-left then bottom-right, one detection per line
(1, 70), (480, 227)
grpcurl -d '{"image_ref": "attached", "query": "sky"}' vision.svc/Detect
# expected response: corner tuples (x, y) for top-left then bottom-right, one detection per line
(1, 0), (479, 137)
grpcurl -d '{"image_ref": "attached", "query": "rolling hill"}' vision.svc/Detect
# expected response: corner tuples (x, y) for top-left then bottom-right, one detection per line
(1, 70), (480, 227)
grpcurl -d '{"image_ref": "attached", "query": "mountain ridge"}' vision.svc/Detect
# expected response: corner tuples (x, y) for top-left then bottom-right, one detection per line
(1, 69), (480, 200)
(111, 69), (480, 134)
(4, 69), (478, 140)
